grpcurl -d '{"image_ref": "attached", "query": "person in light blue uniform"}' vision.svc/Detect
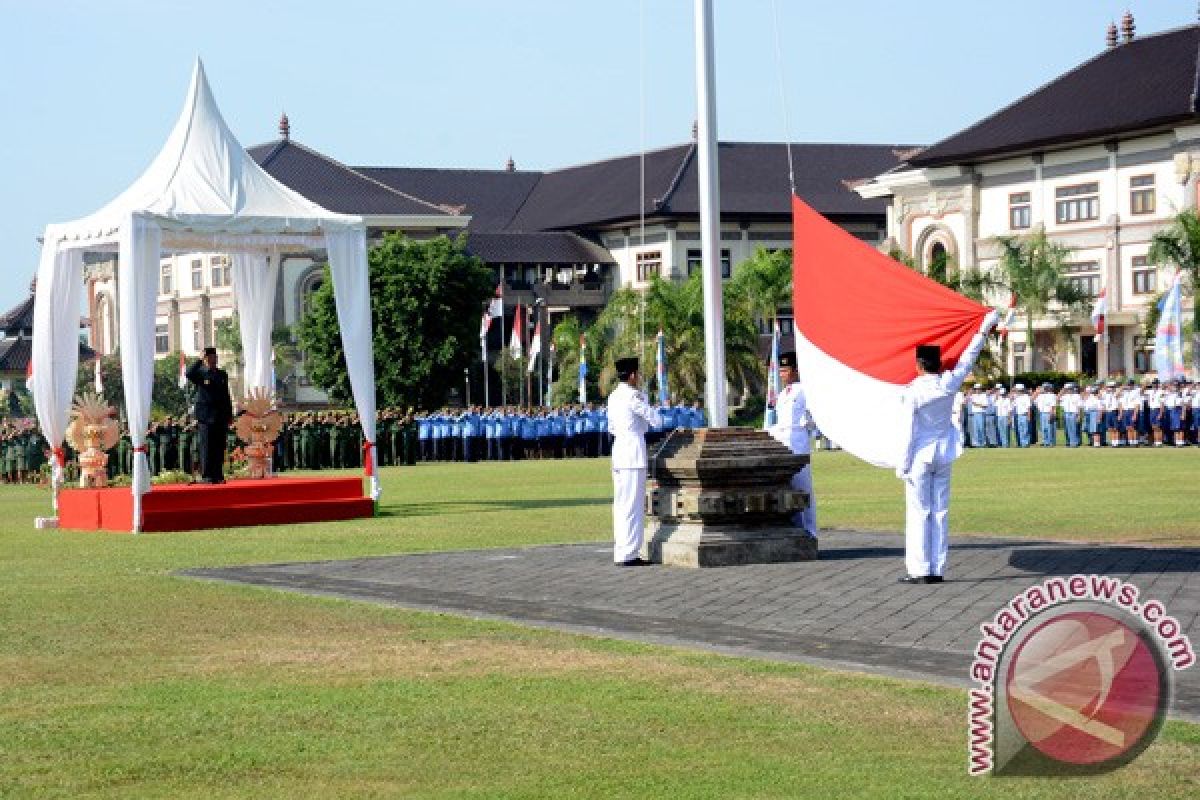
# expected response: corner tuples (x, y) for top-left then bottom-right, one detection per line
(967, 385), (988, 448)
(1059, 383), (1082, 448)
(484, 409), (498, 461)
(1012, 384), (1033, 447)
(549, 410), (566, 459)
(984, 384), (1001, 447)
(993, 387), (1012, 447)
(417, 413), (432, 461)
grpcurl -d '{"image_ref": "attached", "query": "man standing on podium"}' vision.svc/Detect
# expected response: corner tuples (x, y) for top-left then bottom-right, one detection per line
(186, 346), (234, 484)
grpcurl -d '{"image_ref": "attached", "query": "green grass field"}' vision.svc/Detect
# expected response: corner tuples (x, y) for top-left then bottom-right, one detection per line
(1, 451), (1197, 798)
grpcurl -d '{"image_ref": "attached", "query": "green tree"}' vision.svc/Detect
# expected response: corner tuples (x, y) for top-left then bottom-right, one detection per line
(1147, 209), (1200, 374)
(74, 353), (188, 422)
(589, 271), (759, 403)
(548, 314), (588, 405)
(971, 229), (1087, 372)
(298, 233), (494, 409)
(728, 247), (792, 323)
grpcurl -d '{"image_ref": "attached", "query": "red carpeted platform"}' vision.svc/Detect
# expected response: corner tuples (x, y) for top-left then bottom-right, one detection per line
(57, 476), (374, 533)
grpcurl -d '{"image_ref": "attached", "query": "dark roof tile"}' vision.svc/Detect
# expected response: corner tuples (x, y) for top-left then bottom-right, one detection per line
(357, 167), (542, 232)
(464, 232), (614, 264)
(910, 25), (1200, 167)
(247, 140), (457, 217)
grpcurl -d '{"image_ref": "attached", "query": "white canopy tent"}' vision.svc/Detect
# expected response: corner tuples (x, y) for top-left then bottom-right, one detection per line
(31, 59), (380, 531)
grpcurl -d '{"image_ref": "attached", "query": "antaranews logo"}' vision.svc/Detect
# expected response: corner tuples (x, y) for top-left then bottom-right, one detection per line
(967, 574), (1194, 776)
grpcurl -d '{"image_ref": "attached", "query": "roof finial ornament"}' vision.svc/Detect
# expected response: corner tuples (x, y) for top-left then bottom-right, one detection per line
(279, 111), (290, 140)
(1106, 20), (1118, 48)
(1120, 9), (1135, 43)
(691, 119), (698, 140)
(505, 156), (515, 172)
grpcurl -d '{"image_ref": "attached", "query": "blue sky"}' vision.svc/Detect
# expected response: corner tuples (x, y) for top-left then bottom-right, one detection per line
(0, 1), (1189, 313)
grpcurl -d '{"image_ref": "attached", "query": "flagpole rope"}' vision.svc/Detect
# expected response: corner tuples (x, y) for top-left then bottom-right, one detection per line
(771, 0), (796, 195)
(639, 0), (647, 362)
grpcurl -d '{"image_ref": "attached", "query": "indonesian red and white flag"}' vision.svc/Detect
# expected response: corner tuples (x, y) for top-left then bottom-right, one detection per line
(509, 303), (524, 359)
(479, 312), (491, 341)
(177, 351), (187, 389)
(791, 195), (990, 468)
(1091, 288), (1107, 342)
(527, 319), (542, 373)
(487, 282), (504, 318)
(997, 291), (1017, 340)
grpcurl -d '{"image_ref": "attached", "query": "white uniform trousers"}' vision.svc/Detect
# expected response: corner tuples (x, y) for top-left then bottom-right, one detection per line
(903, 457), (953, 577)
(612, 467), (647, 563)
(790, 466), (817, 537)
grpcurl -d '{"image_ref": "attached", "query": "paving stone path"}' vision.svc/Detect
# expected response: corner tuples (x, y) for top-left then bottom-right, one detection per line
(181, 530), (1200, 721)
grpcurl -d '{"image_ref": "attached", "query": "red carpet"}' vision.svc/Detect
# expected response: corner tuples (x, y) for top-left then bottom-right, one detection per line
(58, 476), (374, 533)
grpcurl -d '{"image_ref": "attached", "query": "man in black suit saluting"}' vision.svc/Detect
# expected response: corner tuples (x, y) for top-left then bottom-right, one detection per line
(186, 346), (234, 484)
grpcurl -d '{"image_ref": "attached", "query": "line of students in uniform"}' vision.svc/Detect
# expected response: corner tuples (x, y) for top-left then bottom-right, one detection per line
(957, 377), (1200, 448)
(413, 402), (707, 463)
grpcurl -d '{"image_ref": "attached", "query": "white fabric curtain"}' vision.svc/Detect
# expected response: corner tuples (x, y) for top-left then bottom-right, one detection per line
(231, 251), (278, 393)
(118, 214), (162, 531)
(30, 229), (84, 508)
(325, 227), (380, 500)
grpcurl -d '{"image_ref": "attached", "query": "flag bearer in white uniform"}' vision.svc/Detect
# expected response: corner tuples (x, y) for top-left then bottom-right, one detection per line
(764, 351), (817, 538)
(606, 356), (663, 566)
(895, 311), (998, 584)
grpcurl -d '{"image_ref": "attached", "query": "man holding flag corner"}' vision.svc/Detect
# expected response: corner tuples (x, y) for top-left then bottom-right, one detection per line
(895, 309), (998, 584)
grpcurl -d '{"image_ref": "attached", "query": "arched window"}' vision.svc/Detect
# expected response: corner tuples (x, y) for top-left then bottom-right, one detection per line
(298, 270), (324, 318)
(929, 242), (948, 284)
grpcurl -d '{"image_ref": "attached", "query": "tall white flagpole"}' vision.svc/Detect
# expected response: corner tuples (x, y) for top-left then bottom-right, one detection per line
(694, 0), (727, 427)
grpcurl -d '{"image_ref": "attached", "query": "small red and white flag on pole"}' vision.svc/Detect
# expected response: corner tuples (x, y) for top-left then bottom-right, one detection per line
(527, 320), (542, 373)
(177, 351), (187, 389)
(487, 283), (504, 318)
(997, 291), (1017, 341)
(1091, 288), (1107, 343)
(479, 312), (491, 341)
(509, 303), (524, 359)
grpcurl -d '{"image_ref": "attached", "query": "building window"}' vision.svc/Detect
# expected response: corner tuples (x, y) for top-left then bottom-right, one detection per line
(1130, 175), (1155, 215)
(192, 319), (202, 351)
(211, 256), (231, 288)
(1063, 262), (1101, 297)
(160, 265), (173, 295)
(301, 274), (324, 316)
(1009, 192), (1031, 229)
(154, 323), (169, 354)
(191, 259), (203, 290)
(1134, 335), (1154, 373)
(1131, 255), (1156, 294)
(1055, 182), (1099, 224)
(685, 248), (731, 279)
(1013, 356), (1025, 373)
(636, 250), (662, 282)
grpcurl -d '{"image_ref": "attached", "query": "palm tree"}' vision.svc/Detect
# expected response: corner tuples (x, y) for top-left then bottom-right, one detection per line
(1147, 209), (1200, 375)
(971, 229), (1087, 371)
(728, 247), (791, 323)
(588, 271), (760, 404)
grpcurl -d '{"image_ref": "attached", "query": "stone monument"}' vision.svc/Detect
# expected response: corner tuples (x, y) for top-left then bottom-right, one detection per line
(641, 427), (816, 567)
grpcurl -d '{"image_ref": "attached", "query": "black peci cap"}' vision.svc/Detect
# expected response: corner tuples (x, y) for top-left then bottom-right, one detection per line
(614, 356), (639, 374)
(915, 344), (941, 361)
(203, 346), (217, 356)
(779, 351), (797, 369)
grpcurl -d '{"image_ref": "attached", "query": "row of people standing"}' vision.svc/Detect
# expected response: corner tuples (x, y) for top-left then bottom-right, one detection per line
(958, 378), (1200, 448)
(1, 420), (45, 483)
(413, 403), (707, 463)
